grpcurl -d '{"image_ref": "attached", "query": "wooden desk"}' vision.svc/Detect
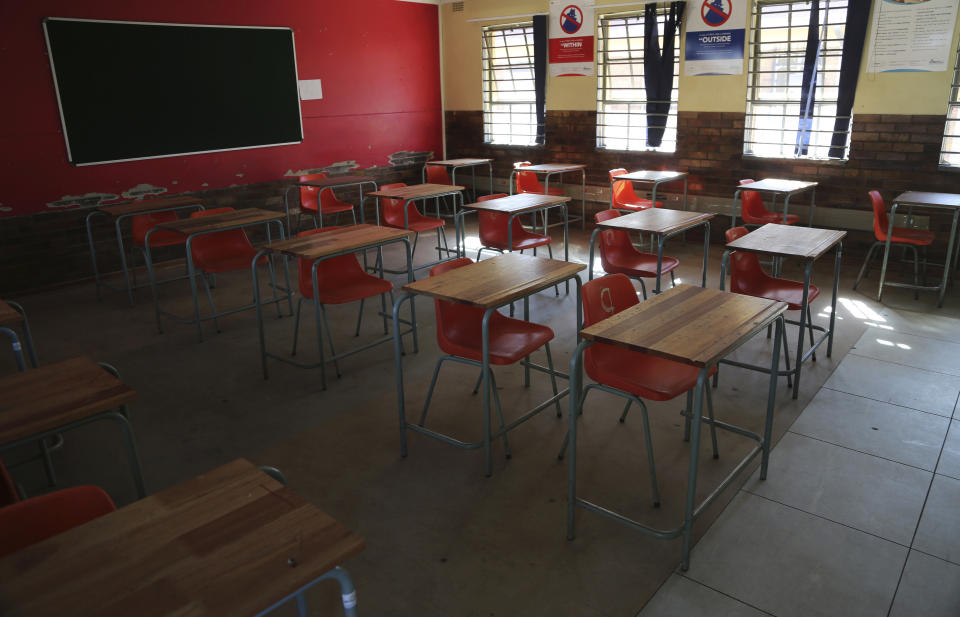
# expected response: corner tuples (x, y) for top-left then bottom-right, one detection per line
(393, 253), (585, 476)
(282, 174), (377, 232)
(253, 224), (418, 389)
(0, 356), (145, 498)
(589, 208), (715, 292)
(86, 195), (206, 306)
(610, 170), (688, 213)
(423, 158), (494, 199)
(721, 224), (845, 398)
(145, 208), (288, 342)
(0, 299), (37, 371)
(568, 285), (787, 571)
(0, 459), (364, 617)
(460, 193), (572, 280)
(878, 191), (960, 308)
(509, 163), (588, 229)
(733, 178), (817, 228)
(368, 183), (467, 271)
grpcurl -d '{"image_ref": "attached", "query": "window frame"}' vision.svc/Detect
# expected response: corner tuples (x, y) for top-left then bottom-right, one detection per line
(481, 22), (538, 146)
(940, 42), (960, 168)
(743, 0), (851, 161)
(595, 8), (680, 153)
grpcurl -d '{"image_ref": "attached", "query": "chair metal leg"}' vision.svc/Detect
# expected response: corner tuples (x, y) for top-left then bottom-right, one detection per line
(853, 242), (879, 291)
(705, 385), (719, 459)
(199, 272), (221, 333)
(546, 244), (560, 296)
(487, 369), (512, 459)
(544, 342), (562, 418)
(683, 390), (692, 442)
(619, 400), (631, 423)
(806, 306), (817, 362)
(636, 277), (648, 300)
(318, 304), (342, 379)
(419, 357), (448, 426)
(291, 297), (305, 356)
(670, 270), (676, 288)
(781, 319), (793, 388)
(908, 244), (920, 299)
(354, 298), (365, 337)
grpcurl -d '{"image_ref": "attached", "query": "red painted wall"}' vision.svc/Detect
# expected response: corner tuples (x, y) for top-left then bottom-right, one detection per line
(0, 0), (442, 216)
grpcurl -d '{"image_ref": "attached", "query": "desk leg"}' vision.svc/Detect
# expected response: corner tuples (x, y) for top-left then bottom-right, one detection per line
(655, 235), (665, 294)
(828, 243), (842, 357)
(701, 222), (710, 288)
(482, 309), (494, 477)
(680, 370), (707, 571)
(793, 261), (813, 400)
(252, 250), (268, 379)
(283, 184), (296, 237)
(581, 169), (586, 230)
(393, 292), (416, 458)
(760, 316), (783, 479)
(938, 209), (959, 308)
(144, 231), (163, 334)
(487, 162), (494, 197)
(567, 339), (592, 541)
(564, 203), (570, 294)
(86, 211), (105, 300)
(113, 217), (135, 307)
(877, 204), (898, 302)
(682, 177), (688, 213)
(312, 262), (328, 390)
(509, 170), (517, 196)
(109, 409), (147, 499)
(808, 187), (816, 227)
(184, 237), (204, 343)
(0, 328), (25, 372)
(731, 190), (741, 229)
(588, 228), (600, 281)
(7, 301), (38, 368)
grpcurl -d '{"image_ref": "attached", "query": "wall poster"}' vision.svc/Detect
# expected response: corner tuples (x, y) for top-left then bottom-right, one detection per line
(684, 0), (747, 75)
(549, 1), (595, 76)
(866, 0), (960, 72)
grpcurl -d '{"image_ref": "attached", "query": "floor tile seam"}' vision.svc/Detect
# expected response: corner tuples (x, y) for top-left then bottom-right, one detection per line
(846, 350), (960, 379)
(740, 488), (916, 550)
(819, 386), (956, 419)
(785, 430), (939, 474)
(674, 572), (779, 617)
(871, 322), (960, 345)
(906, 545), (960, 568)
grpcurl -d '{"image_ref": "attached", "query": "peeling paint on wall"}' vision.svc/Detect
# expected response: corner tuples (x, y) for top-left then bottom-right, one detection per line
(46, 192), (119, 209)
(0, 203), (11, 213)
(121, 184), (168, 199)
(285, 160), (361, 177)
(388, 150), (433, 168)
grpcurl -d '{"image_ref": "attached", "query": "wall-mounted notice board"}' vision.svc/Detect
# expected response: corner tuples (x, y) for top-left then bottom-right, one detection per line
(42, 17), (304, 166)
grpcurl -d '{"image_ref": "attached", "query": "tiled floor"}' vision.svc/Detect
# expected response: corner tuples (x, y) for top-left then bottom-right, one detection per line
(640, 306), (960, 617)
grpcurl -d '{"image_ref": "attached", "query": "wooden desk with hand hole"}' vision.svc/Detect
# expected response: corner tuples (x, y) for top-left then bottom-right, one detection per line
(720, 223), (845, 399)
(144, 207), (289, 342)
(423, 158), (494, 201)
(282, 174), (377, 233)
(86, 195), (206, 306)
(509, 163), (588, 229)
(877, 191), (960, 308)
(732, 178), (817, 228)
(567, 284), (787, 572)
(253, 224), (419, 390)
(391, 252), (585, 477)
(0, 299), (38, 371)
(0, 458), (364, 617)
(0, 356), (145, 498)
(589, 208), (714, 293)
(610, 170), (689, 213)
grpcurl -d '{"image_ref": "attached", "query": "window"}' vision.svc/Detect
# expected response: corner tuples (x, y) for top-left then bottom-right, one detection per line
(744, 0), (849, 160)
(940, 44), (960, 167)
(482, 23), (537, 145)
(596, 10), (679, 152)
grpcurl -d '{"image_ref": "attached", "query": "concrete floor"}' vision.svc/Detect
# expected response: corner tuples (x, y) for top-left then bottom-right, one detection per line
(3, 220), (957, 616)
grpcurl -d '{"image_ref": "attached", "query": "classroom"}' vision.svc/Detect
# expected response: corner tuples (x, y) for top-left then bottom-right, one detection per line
(1, 0), (959, 615)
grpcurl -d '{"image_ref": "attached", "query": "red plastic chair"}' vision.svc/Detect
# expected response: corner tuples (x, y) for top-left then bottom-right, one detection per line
(425, 165), (452, 185)
(476, 193), (553, 256)
(609, 169), (663, 212)
(417, 258), (562, 457)
(594, 210), (678, 299)
(726, 226), (819, 375)
(559, 274), (721, 504)
(299, 172), (357, 230)
(515, 162), (564, 196)
(379, 182), (449, 260)
(0, 459), (18, 508)
(740, 179), (800, 226)
(0, 485), (115, 558)
(854, 191), (935, 294)
(290, 227), (394, 382)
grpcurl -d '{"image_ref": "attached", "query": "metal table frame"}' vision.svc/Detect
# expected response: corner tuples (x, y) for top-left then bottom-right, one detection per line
(86, 202), (205, 306)
(566, 314), (786, 572)
(374, 188), (466, 274)
(282, 177), (378, 234)
(732, 180), (817, 228)
(610, 170), (688, 213)
(719, 240), (843, 399)
(508, 165), (587, 230)
(877, 192), (960, 308)
(1, 301), (38, 371)
(587, 215), (711, 293)
(253, 234), (419, 390)
(144, 217), (292, 342)
(391, 270), (583, 477)
(422, 159), (494, 203)
(255, 565), (358, 617)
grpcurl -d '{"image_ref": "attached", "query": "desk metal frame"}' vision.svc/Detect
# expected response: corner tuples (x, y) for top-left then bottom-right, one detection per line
(610, 170), (688, 213)
(731, 180), (817, 228)
(422, 159), (494, 203)
(877, 192), (960, 308)
(1, 301), (38, 371)
(282, 177), (378, 234)
(509, 165), (587, 229)
(374, 188), (466, 273)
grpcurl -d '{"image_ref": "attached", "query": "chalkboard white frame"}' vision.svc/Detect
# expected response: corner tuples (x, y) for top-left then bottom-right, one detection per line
(42, 17), (305, 166)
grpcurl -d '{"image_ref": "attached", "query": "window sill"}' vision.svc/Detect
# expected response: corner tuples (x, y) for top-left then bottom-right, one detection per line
(742, 154), (848, 165)
(596, 146), (677, 155)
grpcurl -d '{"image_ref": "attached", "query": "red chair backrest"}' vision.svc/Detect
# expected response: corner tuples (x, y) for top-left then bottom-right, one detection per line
(299, 172), (328, 213)
(477, 194), (520, 247)
(187, 207), (254, 264)
(595, 209), (638, 270)
(582, 273), (640, 328)
(429, 258), (485, 347)
(379, 182), (415, 228)
(725, 226), (766, 295)
(0, 486), (115, 558)
(869, 191), (889, 241)
(131, 210), (179, 245)
(739, 179), (771, 222)
(515, 161), (544, 193)
(0, 459), (18, 508)
(425, 165), (451, 185)
(296, 227), (366, 298)
(609, 168), (642, 206)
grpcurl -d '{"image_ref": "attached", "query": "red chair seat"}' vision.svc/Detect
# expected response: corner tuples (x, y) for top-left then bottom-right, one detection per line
(297, 227), (392, 304)
(380, 183), (445, 232)
(188, 207), (268, 273)
(614, 199), (664, 212)
(586, 343), (716, 401)
(601, 252), (680, 278)
(132, 211), (187, 248)
(740, 180), (799, 226)
(478, 210), (551, 252)
(0, 486), (115, 558)
(519, 186), (565, 197)
(736, 279), (820, 311)
(879, 226), (936, 246)
(311, 192), (355, 216)
(743, 211), (801, 226)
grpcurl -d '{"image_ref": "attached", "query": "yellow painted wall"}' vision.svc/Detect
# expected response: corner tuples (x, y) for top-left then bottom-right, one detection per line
(441, 0), (960, 115)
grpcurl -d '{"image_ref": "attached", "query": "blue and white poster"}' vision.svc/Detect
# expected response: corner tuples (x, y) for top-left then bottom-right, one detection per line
(866, 0), (960, 72)
(684, 0), (747, 76)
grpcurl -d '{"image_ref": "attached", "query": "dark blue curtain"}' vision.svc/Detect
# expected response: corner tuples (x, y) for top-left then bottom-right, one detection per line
(643, 2), (685, 148)
(795, 0), (821, 156)
(828, 0), (871, 159)
(533, 15), (547, 146)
